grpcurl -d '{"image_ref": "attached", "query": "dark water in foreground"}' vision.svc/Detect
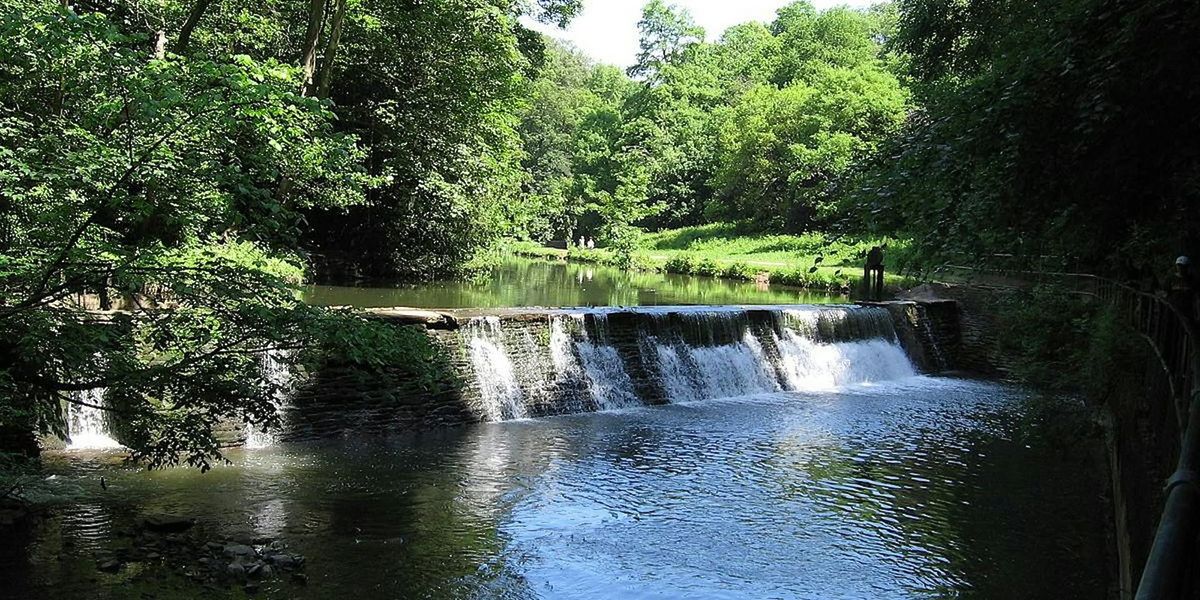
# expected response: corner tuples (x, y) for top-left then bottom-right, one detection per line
(5, 378), (1109, 599)
(303, 256), (840, 308)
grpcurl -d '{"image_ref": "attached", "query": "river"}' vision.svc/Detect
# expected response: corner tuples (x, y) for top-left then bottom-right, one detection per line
(303, 255), (840, 308)
(7, 378), (1109, 599)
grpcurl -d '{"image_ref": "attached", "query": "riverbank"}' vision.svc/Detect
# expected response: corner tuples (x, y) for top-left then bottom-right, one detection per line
(508, 224), (918, 293)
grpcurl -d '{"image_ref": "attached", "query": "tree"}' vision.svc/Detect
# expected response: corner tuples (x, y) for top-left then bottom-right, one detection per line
(712, 65), (908, 230)
(516, 41), (637, 241)
(627, 0), (704, 81)
(0, 0), (423, 469)
(859, 0), (1200, 272)
(1, 0), (590, 469)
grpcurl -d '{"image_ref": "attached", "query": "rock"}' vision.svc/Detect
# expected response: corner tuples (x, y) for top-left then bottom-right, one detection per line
(225, 562), (246, 579)
(145, 552), (160, 560)
(269, 554), (300, 570)
(223, 544), (256, 558)
(198, 557), (210, 566)
(142, 515), (196, 533)
(244, 582), (260, 595)
(366, 308), (457, 329)
(206, 541), (224, 552)
(291, 572), (308, 585)
(97, 559), (122, 573)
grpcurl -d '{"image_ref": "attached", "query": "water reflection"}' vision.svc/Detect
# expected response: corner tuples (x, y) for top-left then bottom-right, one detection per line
(304, 256), (841, 309)
(11, 379), (1108, 599)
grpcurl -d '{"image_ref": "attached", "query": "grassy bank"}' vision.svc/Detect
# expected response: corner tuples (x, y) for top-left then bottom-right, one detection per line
(509, 224), (918, 293)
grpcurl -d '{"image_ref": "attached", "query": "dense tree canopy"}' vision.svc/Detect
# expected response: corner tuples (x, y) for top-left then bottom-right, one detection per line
(859, 0), (1200, 273)
(519, 1), (907, 238)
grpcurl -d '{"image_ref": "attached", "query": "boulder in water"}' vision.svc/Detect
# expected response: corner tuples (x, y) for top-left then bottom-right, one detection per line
(223, 543), (256, 557)
(225, 562), (247, 579)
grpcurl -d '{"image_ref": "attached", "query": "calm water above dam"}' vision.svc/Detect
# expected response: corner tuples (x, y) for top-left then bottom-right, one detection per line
(11, 379), (1108, 599)
(303, 255), (840, 308)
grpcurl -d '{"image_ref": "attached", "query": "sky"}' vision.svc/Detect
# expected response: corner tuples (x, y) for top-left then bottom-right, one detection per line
(526, 0), (878, 68)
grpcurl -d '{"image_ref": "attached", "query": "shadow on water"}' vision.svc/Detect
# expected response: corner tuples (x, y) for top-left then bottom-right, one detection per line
(4, 429), (538, 600)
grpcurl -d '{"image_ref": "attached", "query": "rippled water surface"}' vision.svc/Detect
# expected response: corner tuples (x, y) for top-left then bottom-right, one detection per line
(5, 378), (1110, 599)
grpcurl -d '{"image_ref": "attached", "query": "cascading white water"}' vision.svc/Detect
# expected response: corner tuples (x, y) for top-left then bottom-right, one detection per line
(650, 331), (780, 402)
(773, 333), (916, 390)
(548, 314), (639, 411)
(245, 349), (294, 449)
(66, 388), (122, 450)
(466, 316), (527, 421)
(574, 314), (640, 410)
(770, 308), (916, 390)
(463, 305), (921, 422)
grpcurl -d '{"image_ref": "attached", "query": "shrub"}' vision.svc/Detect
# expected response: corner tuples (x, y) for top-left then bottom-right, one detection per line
(721, 262), (755, 280)
(695, 258), (720, 277)
(627, 253), (660, 272)
(664, 254), (698, 274)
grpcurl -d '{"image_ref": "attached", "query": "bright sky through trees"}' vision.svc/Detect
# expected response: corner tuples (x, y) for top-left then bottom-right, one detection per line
(526, 0), (877, 67)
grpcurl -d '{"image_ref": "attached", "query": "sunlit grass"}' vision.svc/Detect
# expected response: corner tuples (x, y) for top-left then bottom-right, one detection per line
(507, 223), (919, 293)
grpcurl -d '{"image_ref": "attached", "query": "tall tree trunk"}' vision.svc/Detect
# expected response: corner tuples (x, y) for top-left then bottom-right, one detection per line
(176, 0), (215, 53)
(315, 0), (347, 99)
(283, 0), (329, 205)
(300, 0), (327, 95)
(154, 30), (167, 59)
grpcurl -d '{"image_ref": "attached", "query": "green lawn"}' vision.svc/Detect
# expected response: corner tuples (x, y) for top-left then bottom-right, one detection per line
(509, 223), (917, 293)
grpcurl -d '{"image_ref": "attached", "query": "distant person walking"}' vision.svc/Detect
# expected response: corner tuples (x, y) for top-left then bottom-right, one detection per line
(587, 238), (595, 250)
(864, 246), (885, 301)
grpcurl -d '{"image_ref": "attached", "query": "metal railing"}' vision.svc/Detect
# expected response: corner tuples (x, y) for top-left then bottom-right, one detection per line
(934, 265), (1200, 599)
(1083, 278), (1200, 600)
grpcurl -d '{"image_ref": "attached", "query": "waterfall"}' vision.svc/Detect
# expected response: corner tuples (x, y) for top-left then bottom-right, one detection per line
(245, 350), (294, 449)
(459, 305), (921, 422)
(646, 314), (780, 402)
(915, 306), (950, 372)
(465, 317), (527, 421)
(66, 388), (121, 450)
(770, 308), (916, 390)
(574, 314), (640, 410)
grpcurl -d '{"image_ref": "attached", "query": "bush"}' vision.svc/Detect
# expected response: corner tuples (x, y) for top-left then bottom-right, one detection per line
(995, 286), (1099, 391)
(627, 253), (661, 272)
(664, 254), (698, 275)
(695, 258), (720, 277)
(721, 262), (755, 280)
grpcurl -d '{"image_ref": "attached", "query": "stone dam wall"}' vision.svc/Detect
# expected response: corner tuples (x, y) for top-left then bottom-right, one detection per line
(36, 301), (964, 450)
(267, 301), (962, 442)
